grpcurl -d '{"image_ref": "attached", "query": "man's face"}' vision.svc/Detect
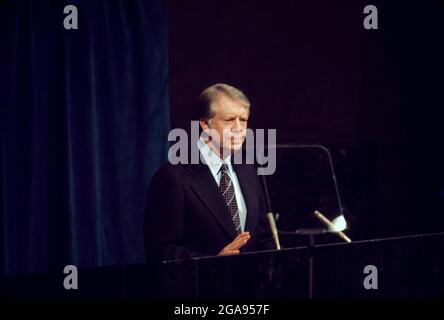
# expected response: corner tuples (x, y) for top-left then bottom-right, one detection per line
(200, 94), (249, 157)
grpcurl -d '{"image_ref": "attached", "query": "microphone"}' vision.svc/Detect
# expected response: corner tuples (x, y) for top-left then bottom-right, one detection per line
(313, 210), (352, 243)
(260, 174), (282, 250)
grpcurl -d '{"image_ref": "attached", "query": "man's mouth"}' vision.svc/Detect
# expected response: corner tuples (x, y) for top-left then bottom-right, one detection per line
(230, 136), (244, 143)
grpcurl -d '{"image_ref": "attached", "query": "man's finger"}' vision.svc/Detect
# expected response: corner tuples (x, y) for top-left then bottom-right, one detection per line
(227, 237), (250, 250)
(222, 249), (240, 256)
(232, 238), (249, 250)
(227, 234), (250, 248)
(234, 232), (250, 242)
(234, 231), (249, 238)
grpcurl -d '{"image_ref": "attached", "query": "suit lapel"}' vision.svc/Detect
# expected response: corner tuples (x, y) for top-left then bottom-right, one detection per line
(188, 163), (238, 239)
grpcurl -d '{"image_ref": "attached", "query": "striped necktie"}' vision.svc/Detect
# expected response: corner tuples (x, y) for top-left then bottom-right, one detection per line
(219, 162), (241, 234)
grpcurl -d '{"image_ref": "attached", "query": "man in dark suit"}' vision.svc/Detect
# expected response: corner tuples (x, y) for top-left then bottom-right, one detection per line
(144, 83), (274, 261)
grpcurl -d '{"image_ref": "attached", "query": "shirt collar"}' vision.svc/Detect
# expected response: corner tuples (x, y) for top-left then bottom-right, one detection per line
(197, 138), (233, 176)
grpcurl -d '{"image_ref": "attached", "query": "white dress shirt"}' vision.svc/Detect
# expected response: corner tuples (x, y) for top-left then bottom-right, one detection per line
(197, 138), (247, 232)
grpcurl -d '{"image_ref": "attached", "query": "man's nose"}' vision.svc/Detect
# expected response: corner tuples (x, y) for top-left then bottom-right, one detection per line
(233, 118), (242, 131)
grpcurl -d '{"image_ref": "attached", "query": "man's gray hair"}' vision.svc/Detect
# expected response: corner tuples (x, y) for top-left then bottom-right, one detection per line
(196, 83), (251, 121)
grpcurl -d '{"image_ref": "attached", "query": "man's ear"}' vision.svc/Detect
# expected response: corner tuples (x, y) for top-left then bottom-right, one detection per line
(199, 119), (212, 143)
(199, 119), (209, 132)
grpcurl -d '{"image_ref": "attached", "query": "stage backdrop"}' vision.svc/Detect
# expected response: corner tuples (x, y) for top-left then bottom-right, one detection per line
(0, 0), (169, 275)
(169, 0), (444, 241)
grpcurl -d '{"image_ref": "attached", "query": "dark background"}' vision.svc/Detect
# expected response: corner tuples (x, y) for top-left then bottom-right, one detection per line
(1, 0), (444, 276)
(0, 0), (169, 276)
(169, 0), (444, 240)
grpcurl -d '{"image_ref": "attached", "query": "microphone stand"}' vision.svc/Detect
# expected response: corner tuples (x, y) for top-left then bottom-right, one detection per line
(258, 144), (352, 298)
(260, 174), (281, 250)
(279, 228), (327, 299)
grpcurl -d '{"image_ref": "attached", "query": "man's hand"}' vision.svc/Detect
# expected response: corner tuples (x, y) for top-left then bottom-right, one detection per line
(218, 231), (251, 256)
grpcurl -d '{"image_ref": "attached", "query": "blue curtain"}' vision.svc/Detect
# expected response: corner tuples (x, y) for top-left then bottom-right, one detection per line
(0, 0), (169, 275)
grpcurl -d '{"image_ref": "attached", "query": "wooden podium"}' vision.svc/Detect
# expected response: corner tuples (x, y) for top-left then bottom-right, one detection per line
(2, 232), (444, 299)
(152, 232), (444, 299)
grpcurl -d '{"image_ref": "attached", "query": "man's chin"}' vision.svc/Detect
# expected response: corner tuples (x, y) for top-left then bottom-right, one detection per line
(228, 142), (244, 152)
(220, 142), (243, 157)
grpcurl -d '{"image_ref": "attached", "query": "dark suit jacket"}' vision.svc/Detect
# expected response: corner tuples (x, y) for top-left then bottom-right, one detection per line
(144, 150), (274, 261)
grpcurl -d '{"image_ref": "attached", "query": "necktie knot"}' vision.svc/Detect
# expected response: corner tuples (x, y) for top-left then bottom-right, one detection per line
(220, 162), (229, 174)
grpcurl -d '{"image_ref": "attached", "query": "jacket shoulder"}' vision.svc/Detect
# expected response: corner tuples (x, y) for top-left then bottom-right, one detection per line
(150, 162), (195, 185)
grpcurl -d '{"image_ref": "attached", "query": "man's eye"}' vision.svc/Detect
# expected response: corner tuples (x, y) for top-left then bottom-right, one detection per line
(241, 118), (248, 122)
